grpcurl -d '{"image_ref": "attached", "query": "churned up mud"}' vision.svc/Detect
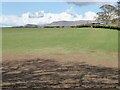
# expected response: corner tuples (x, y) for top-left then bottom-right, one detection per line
(2, 59), (119, 89)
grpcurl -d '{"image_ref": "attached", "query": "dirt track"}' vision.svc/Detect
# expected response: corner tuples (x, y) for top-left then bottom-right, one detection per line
(2, 59), (119, 89)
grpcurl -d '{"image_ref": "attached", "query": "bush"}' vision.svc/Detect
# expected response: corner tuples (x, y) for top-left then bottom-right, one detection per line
(71, 24), (120, 30)
(92, 25), (120, 30)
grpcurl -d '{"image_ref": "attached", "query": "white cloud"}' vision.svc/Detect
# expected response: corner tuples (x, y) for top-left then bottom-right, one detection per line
(1, 9), (97, 27)
(83, 11), (97, 20)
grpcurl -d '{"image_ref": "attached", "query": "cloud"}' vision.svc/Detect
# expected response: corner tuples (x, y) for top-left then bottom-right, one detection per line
(65, 0), (101, 7)
(83, 11), (97, 20)
(66, 2), (96, 7)
(65, 0), (117, 7)
(1, 9), (97, 27)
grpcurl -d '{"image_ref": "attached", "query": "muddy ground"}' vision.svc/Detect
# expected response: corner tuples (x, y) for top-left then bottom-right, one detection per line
(2, 59), (119, 90)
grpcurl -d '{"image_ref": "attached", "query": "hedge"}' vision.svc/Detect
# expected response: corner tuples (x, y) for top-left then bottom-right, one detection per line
(71, 25), (120, 30)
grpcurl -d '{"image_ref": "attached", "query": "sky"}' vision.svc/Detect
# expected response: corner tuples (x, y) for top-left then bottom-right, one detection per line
(0, 1), (117, 27)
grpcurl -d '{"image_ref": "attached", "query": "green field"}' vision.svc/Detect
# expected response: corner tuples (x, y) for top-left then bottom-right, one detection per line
(2, 28), (118, 65)
(2, 28), (118, 54)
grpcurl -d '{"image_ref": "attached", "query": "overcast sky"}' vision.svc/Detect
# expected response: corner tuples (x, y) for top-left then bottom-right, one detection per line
(0, 1), (117, 27)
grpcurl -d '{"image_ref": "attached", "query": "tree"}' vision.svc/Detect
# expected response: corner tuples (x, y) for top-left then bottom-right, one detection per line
(96, 4), (117, 24)
(117, 0), (120, 26)
(111, 1), (120, 25)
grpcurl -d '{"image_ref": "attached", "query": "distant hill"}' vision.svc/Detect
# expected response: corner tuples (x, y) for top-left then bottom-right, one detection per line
(45, 20), (94, 27)
(12, 20), (95, 28)
(24, 24), (38, 27)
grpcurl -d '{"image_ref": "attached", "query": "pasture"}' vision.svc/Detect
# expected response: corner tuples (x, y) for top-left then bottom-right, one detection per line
(2, 27), (118, 67)
(2, 27), (119, 89)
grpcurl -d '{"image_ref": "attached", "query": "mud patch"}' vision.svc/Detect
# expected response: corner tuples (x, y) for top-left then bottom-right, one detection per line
(3, 52), (118, 68)
(2, 59), (119, 89)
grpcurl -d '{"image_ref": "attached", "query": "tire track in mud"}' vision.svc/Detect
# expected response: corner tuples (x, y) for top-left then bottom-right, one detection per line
(2, 59), (119, 89)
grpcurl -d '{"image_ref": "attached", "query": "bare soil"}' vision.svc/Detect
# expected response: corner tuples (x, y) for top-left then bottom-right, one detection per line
(2, 58), (119, 89)
(3, 52), (118, 68)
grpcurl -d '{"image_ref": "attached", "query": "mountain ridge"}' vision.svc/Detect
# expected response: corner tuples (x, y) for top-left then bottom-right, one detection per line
(45, 20), (94, 27)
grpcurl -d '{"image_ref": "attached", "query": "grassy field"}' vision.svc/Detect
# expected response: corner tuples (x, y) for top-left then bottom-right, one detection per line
(2, 28), (118, 53)
(2, 28), (118, 67)
(2, 27), (119, 89)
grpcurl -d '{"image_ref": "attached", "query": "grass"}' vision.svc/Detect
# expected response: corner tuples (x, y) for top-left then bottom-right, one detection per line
(2, 28), (118, 55)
